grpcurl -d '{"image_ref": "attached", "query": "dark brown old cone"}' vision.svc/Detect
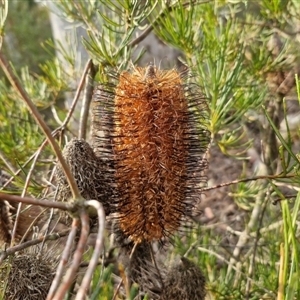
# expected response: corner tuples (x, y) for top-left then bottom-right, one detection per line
(55, 138), (111, 221)
(159, 257), (206, 300)
(0, 250), (56, 300)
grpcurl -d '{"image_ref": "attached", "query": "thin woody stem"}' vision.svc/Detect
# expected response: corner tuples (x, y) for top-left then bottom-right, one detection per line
(75, 201), (105, 299)
(61, 59), (93, 131)
(52, 210), (90, 300)
(10, 143), (45, 246)
(0, 193), (73, 211)
(0, 138), (50, 190)
(0, 52), (81, 200)
(79, 61), (96, 140)
(47, 219), (79, 300)
(200, 173), (296, 192)
(0, 59), (92, 193)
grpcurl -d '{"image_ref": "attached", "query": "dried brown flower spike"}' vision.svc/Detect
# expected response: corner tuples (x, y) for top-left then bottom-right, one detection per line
(92, 65), (209, 243)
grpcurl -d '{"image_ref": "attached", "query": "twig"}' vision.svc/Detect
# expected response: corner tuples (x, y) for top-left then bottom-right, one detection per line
(40, 166), (58, 253)
(129, 242), (139, 260)
(78, 61), (96, 140)
(0, 52), (81, 200)
(52, 210), (90, 300)
(0, 229), (70, 264)
(0, 193), (73, 211)
(47, 219), (79, 300)
(200, 173), (296, 193)
(149, 245), (164, 290)
(11, 142), (45, 246)
(79, 257), (115, 268)
(0, 139), (50, 191)
(183, 240), (198, 257)
(112, 278), (123, 300)
(61, 59), (93, 132)
(225, 175), (268, 284)
(41, 208), (56, 252)
(41, 209), (56, 254)
(75, 201), (105, 300)
(0, 59), (92, 193)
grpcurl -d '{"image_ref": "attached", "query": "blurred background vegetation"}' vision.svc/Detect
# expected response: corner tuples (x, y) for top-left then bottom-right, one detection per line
(1, 0), (300, 299)
(2, 1), (53, 73)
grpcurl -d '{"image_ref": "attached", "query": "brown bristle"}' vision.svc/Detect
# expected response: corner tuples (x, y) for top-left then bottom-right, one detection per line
(92, 65), (209, 243)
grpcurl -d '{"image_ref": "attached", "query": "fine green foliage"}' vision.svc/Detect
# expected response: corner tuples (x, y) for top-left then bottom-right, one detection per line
(1, 1), (53, 73)
(1, 1), (300, 299)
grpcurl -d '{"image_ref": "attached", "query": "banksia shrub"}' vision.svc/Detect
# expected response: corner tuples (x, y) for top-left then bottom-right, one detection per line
(92, 65), (209, 243)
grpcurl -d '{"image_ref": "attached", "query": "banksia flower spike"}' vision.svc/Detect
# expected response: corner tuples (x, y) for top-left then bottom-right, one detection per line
(92, 64), (210, 243)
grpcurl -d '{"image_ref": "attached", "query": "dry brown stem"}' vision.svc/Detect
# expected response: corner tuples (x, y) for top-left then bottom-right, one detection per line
(0, 52), (81, 200)
(52, 210), (89, 300)
(47, 219), (79, 300)
(0, 230), (70, 264)
(75, 200), (105, 299)
(0, 193), (73, 211)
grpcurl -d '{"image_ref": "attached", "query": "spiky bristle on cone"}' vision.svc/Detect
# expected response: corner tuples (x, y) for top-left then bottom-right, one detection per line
(92, 65), (210, 243)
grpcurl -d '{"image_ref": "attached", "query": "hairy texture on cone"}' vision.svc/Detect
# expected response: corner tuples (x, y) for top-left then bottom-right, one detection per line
(1, 249), (57, 300)
(55, 138), (111, 220)
(92, 65), (209, 243)
(159, 257), (206, 300)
